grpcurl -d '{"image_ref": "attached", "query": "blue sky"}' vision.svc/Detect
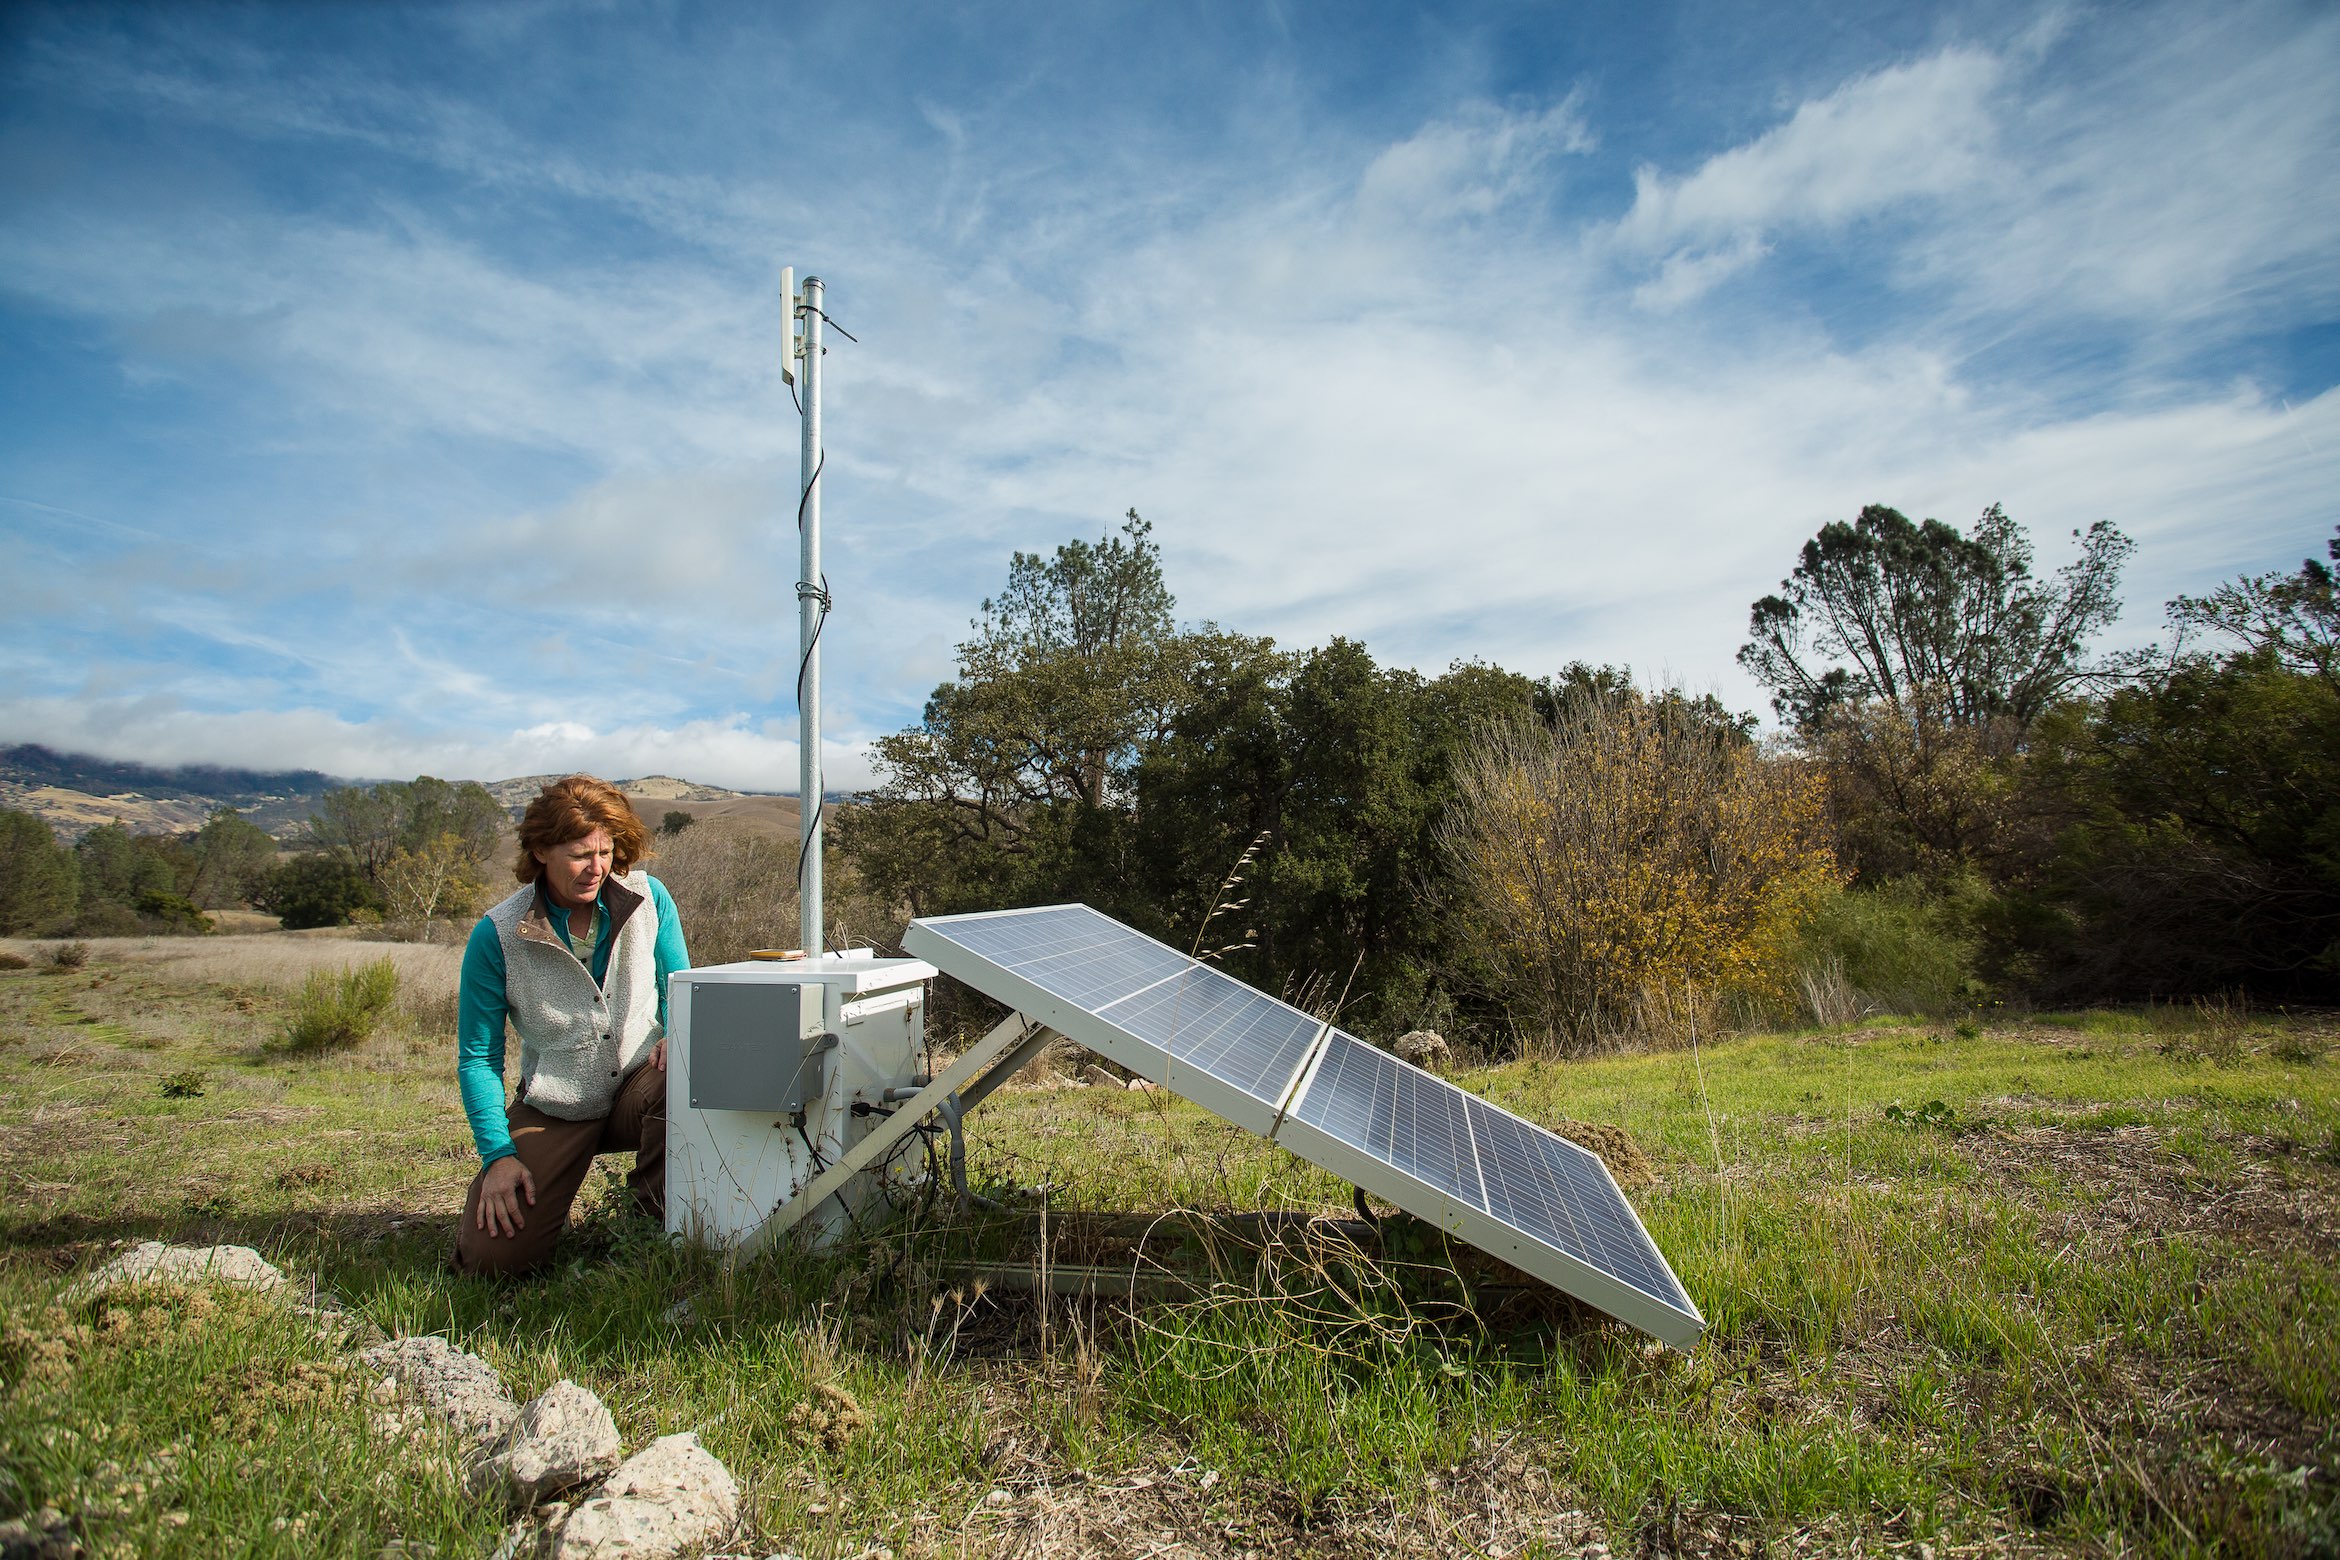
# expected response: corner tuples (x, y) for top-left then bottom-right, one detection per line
(2, 0), (2334, 791)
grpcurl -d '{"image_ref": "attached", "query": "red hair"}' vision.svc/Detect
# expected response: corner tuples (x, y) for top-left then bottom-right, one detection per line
(512, 775), (652, 885)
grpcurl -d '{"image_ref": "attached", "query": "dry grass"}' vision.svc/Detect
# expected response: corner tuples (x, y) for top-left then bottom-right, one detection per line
(0, 934), (460, 996)
(0, 934), (462, 1038)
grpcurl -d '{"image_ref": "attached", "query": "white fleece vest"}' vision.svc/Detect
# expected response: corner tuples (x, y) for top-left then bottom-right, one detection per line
(486, 869), (662, 1121)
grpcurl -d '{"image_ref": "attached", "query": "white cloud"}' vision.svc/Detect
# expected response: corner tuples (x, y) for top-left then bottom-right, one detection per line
(1632, 232), (1772, 312)
(1912, 8), (2340, 331)
(1610, 45), (2004, 301)
(1355, 98), (1593, 224)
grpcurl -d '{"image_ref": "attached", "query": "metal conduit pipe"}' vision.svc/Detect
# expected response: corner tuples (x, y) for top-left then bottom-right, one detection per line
(934, 1092), (970, 1211)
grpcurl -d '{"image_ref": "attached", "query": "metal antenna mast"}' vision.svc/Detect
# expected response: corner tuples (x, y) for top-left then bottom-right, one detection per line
(789, 271), (826, 960)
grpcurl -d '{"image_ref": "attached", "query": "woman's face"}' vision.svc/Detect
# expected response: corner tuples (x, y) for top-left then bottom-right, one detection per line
(535, 828), (614, 909)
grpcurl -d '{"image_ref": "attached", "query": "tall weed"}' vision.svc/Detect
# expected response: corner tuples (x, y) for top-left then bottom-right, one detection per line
(280, 957), (399, 1052)
(1797, 877), (1981, 1017)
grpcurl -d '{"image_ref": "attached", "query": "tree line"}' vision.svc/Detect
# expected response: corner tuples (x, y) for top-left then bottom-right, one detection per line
(0, 776), (512, 935)
(6, 505), (2328, 1053)
(0, 777), (732, 944)
(842, 508), (2339, 1050)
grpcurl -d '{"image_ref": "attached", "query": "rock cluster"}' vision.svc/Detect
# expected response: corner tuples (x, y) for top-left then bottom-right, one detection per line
(361, 1344), (735, 1558)
(0, 1507), (76, 1559)
(535, 1433), (739, 1560)
(467, 1380), (624, 1504)
(59, 1242), (742, 1560)
(359, 1334), (521, 1445)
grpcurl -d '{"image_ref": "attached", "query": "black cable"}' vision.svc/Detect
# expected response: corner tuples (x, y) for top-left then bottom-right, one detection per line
(794, 573), (832, 704)
(795, 1119), (829, 1173)
(785, 300), (855, 412)
(795, 447), (823, 532)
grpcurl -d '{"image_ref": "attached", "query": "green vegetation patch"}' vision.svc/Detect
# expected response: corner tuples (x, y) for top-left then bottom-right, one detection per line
(0, 951), (2336, 1555)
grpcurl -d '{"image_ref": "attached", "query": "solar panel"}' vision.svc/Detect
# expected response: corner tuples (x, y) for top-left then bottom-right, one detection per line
(903, 903), (1703, 1348)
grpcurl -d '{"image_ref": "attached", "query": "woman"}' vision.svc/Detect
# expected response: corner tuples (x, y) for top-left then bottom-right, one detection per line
(453, 775), (690, 1275)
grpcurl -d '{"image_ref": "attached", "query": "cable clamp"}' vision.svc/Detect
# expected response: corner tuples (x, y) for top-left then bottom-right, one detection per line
(795, 580), (831, 609)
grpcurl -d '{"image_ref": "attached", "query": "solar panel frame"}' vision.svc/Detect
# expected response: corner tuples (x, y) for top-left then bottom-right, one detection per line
(905, 903), (1704, 1350)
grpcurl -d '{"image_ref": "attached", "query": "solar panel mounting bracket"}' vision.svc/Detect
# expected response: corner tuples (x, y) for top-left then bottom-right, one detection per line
(726, 1008), (1041, 1267)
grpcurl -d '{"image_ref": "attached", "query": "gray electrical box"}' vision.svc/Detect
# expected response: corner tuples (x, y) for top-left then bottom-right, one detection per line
(685, 981), (816, 1112)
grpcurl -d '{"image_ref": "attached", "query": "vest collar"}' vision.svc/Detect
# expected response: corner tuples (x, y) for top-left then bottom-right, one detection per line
(516, 872), (647, 949)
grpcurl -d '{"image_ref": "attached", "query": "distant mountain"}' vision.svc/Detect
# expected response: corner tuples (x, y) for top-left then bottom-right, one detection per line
(0, 744), (340, 803)
(0, 744), (345, 840)
(486, 773), (747, 808)
(0, 745), (766, 841)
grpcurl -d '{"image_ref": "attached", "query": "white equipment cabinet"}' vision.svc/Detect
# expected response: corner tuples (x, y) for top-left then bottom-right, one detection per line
(665, 955), (937, 1249)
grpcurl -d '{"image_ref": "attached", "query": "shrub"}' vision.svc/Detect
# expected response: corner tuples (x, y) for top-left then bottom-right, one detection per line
(135, 889), (214, 934)
(49, 941), (88, 971)
(254, 853), (381, 930)
(1797, 876), (1984, 1017)
(661, 810), (696, 836)
(0, 952), (30, 971)
(1442, 689), (1841, 1048)
(653, 821), (799, 966)
(69, 902), (143, 938)
(279, 958), (399, 1052)
(1813, 693), (2031, 881)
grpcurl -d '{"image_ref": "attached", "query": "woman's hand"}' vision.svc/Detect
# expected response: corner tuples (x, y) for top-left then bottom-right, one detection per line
(651, 1038), (667, 1071)
(476, 1155), (537, 1237)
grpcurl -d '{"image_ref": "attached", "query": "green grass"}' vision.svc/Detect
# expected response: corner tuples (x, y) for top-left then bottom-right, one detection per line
(1, 948), (2336, 1556)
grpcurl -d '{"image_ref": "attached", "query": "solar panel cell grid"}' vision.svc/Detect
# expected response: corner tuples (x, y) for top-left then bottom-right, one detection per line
(1464, 1096), (1690, 1310)
(1105, 965), (1323, 1104)
(944, 905), (1193, 1011)
(1293, 1032), (1484, 1212)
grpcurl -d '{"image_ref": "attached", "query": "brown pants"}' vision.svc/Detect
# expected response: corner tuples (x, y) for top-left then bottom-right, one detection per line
(454, 1061), (666, 1277)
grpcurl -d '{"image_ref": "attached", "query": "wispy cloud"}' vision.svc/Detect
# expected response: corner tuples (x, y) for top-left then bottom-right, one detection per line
(1612, 46), (2005, 304)
(1, 0), (2334, 792)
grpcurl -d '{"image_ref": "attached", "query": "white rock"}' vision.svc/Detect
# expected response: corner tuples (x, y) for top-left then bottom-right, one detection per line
(469, 1380), (622, 1504)
(1393, 1030), (1452, 1071)
(65, 1241), (287, 1301)
(355, 1335), (519, 1446)
(536, 1432), (738, 1560)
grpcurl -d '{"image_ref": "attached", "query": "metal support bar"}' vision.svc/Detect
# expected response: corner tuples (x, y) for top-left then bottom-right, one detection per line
(728, 1010), (1038, 1266)
(953, 1024), (1064, 1114)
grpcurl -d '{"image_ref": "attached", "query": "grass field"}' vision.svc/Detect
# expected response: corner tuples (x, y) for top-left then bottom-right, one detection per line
(0, 937), (2334, 1557)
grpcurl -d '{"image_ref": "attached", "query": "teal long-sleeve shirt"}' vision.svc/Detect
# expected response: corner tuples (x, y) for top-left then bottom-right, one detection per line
(456, 875), (690, 1166)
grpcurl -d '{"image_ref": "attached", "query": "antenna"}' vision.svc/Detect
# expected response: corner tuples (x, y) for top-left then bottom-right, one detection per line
(791, 270), (825, 959)
(779, 267), (798, 386)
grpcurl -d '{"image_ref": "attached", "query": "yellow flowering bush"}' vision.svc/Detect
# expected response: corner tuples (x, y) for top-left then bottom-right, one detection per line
(1443, 691), (1841, 1048)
